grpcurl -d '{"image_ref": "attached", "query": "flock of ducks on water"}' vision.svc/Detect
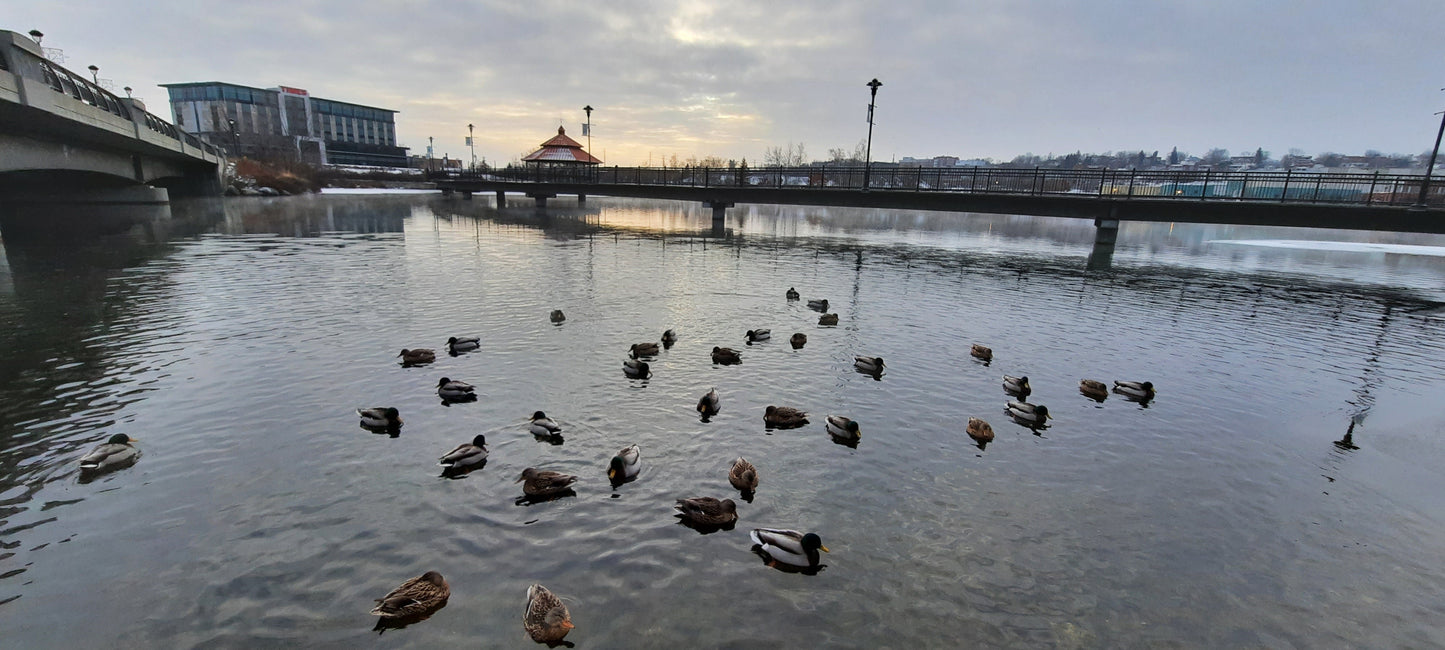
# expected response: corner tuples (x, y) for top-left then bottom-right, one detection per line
(73, 286), (1155, 643)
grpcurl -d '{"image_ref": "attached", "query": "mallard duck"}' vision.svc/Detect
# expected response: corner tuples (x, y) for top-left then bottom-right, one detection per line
(398, 348), (436, 365)
(750, 528), (829, 567)
(79, 433), (138, 472)
(437, 377), (476, 400)
(807, 298), (829, 312)
(370, 571), (449, 618)
(745, 329), (771, 343)
(712, 346), (741, 364)
(661, 329), (678, 345)
(854, 356), (884, 373)
(1079, 379), (1109, 401)
(523, 584), (574, 643)
(549, 309), (566, 323)
(608, 444), (641, 482)
(438, 434), (488, 469)
(764, 405), (809, 428)
(1006, 400), (1050, 424)
(1002, 375), (1030, 397)
(630, 341), (660, 358)
(446, 336), (480, 353)
(529, 411), (562, 436)
(358, 407), (403, 429)
(825, 415), (861, 442)
(697, 387), (720, 416)
(786, 287), (800, 300)
(970, 344), (992, 362)
(1113, 380), (1156, 400)
(966, 417), (995, 443)
(789, 333), (807, 348)
(729, 457), (759, 493)
(674, 497), (738, 526)
(517, 467), (578, 497)
(818, 313), (839, 326)
(623, 358), (651, 378)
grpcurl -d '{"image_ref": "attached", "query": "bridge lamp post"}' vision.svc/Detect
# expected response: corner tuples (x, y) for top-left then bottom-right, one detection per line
(227, 118), (238, 157)
(88, 65), (99, 84)
(468, 123), (475, 172)
(1416, 88), (1445, 209)
(123, 86), (132, 98)
(584, 105), (593, 180)
(28, 30), (42, 45)
(863, 78), (881, 191)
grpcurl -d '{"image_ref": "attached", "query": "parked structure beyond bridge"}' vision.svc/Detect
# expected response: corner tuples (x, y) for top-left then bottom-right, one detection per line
(0, 30), (224, 205)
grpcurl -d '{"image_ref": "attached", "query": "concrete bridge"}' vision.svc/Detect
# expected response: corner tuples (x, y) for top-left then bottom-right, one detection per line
(0, 30), (224, 205)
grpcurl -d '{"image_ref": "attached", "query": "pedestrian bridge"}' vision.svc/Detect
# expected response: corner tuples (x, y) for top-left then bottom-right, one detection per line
(0, 29), (224, 205)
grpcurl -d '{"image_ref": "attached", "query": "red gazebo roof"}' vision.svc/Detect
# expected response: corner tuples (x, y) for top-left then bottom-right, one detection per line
(522, 126), (602, 164)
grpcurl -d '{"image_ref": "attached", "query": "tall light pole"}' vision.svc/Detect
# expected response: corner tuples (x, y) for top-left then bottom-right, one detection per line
(862, 78), (882, 190)
(584, 105), (594, 180)
(1416, 88), (1445, 208)
(467, 123), (475, 172)
(428, 136), (434, 171)
(88, 65), (99, 84)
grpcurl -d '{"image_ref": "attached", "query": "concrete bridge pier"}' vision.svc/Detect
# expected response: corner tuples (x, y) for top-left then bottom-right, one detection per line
(441, 187), (454, 198)
(528, 193), (555, 210)
(577, 193), (586, 205)
(461, 190), (473, 200)
(1088, 216), (1119, 270)
(496, 191), (506, 207)
(704, 201), (734, 227)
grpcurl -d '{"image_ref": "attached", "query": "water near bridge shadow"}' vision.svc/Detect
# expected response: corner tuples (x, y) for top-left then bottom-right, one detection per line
(1, 194), (1443, 647)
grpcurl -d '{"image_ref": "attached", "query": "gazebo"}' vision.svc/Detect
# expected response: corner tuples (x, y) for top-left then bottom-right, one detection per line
(522, 126), (601, 180)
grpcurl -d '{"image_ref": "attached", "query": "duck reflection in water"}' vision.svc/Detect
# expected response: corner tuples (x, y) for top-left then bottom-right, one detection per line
(372, 601), (447, 634)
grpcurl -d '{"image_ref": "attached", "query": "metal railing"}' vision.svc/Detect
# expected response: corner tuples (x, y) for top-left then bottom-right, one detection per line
(433, 165), (1445, 208)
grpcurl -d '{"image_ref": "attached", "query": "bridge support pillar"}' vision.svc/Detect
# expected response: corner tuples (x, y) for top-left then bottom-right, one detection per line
(577, 193), (586, 205)
(496, 191), (506, 207)
(462, 190), (473, 200)
(528, 194), (555, 211)
(1088, 218), (1119, 270)
(441, 187), (454, 198)
(704, 201), (734, 227)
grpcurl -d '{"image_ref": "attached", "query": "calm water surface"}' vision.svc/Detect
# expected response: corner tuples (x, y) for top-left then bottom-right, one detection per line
(1, 193), (1444, 648)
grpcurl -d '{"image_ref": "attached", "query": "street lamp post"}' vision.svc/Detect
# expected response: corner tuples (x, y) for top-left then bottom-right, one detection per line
(88, 65), (99, 84)
(862, 78), (882, 190)
(468, 123), (475, 172)
(583, 105), (593, 181)
(1416, 88), (1445, 208)
(428, 136), (434, 171)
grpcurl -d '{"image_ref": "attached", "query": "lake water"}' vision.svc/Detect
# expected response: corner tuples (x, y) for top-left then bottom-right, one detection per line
(2, 192), (1444, 648)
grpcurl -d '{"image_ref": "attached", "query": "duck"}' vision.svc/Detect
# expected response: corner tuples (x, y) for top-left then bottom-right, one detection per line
(370, 571), (449, 618)
(1079, 379), (1110, 401)
(529, 411), (562, 437)
(750, 528), (829, 568)
(608, 444), (642, 482)
(745, 328), (771, 342)
(854, 356), (885, 373)
(661, 329), (678, 346)
(970, 344), (993, 362)
(517, 467), (578, 497)
(398, 348), (436, 366)
(807, 298), (829, 311)
(1006, 400), (1050, 424)
(1113, 380), (1156, 400)
(674, 497), (738, 526)
(697, 387), (720, 416)
(357, 407), (403, 429)
(818, 313), (839, 326)
(446, 336), (479, 354)
(786, 287), (800, 300)
(630, 341), (661, 358)
(712, 346), (742, 364)
(623, 358), (651, 378)
(437, 377), (476, 400)
(523, 583), (574, 643)
(825, 415), (861, 442)
(763, 405), (809, 428)
(966, 417), (995, 444)
(78, 433), (139, 472)
(438, 434), (488, 469)
(1002, 375), (1031, 397)
(789, 333), (807, 348)
(728, 457), (759, 494)
(549, 309), (566, 323)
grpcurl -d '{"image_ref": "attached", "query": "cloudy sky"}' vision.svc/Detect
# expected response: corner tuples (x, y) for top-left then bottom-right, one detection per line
(12, 1), (1445, 166)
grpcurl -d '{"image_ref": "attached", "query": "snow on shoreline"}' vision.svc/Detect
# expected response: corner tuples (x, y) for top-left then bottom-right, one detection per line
(1208, 239), (1445, 257)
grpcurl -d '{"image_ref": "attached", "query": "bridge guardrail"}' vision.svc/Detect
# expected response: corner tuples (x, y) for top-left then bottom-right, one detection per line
(434, 165), (1444, 208)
